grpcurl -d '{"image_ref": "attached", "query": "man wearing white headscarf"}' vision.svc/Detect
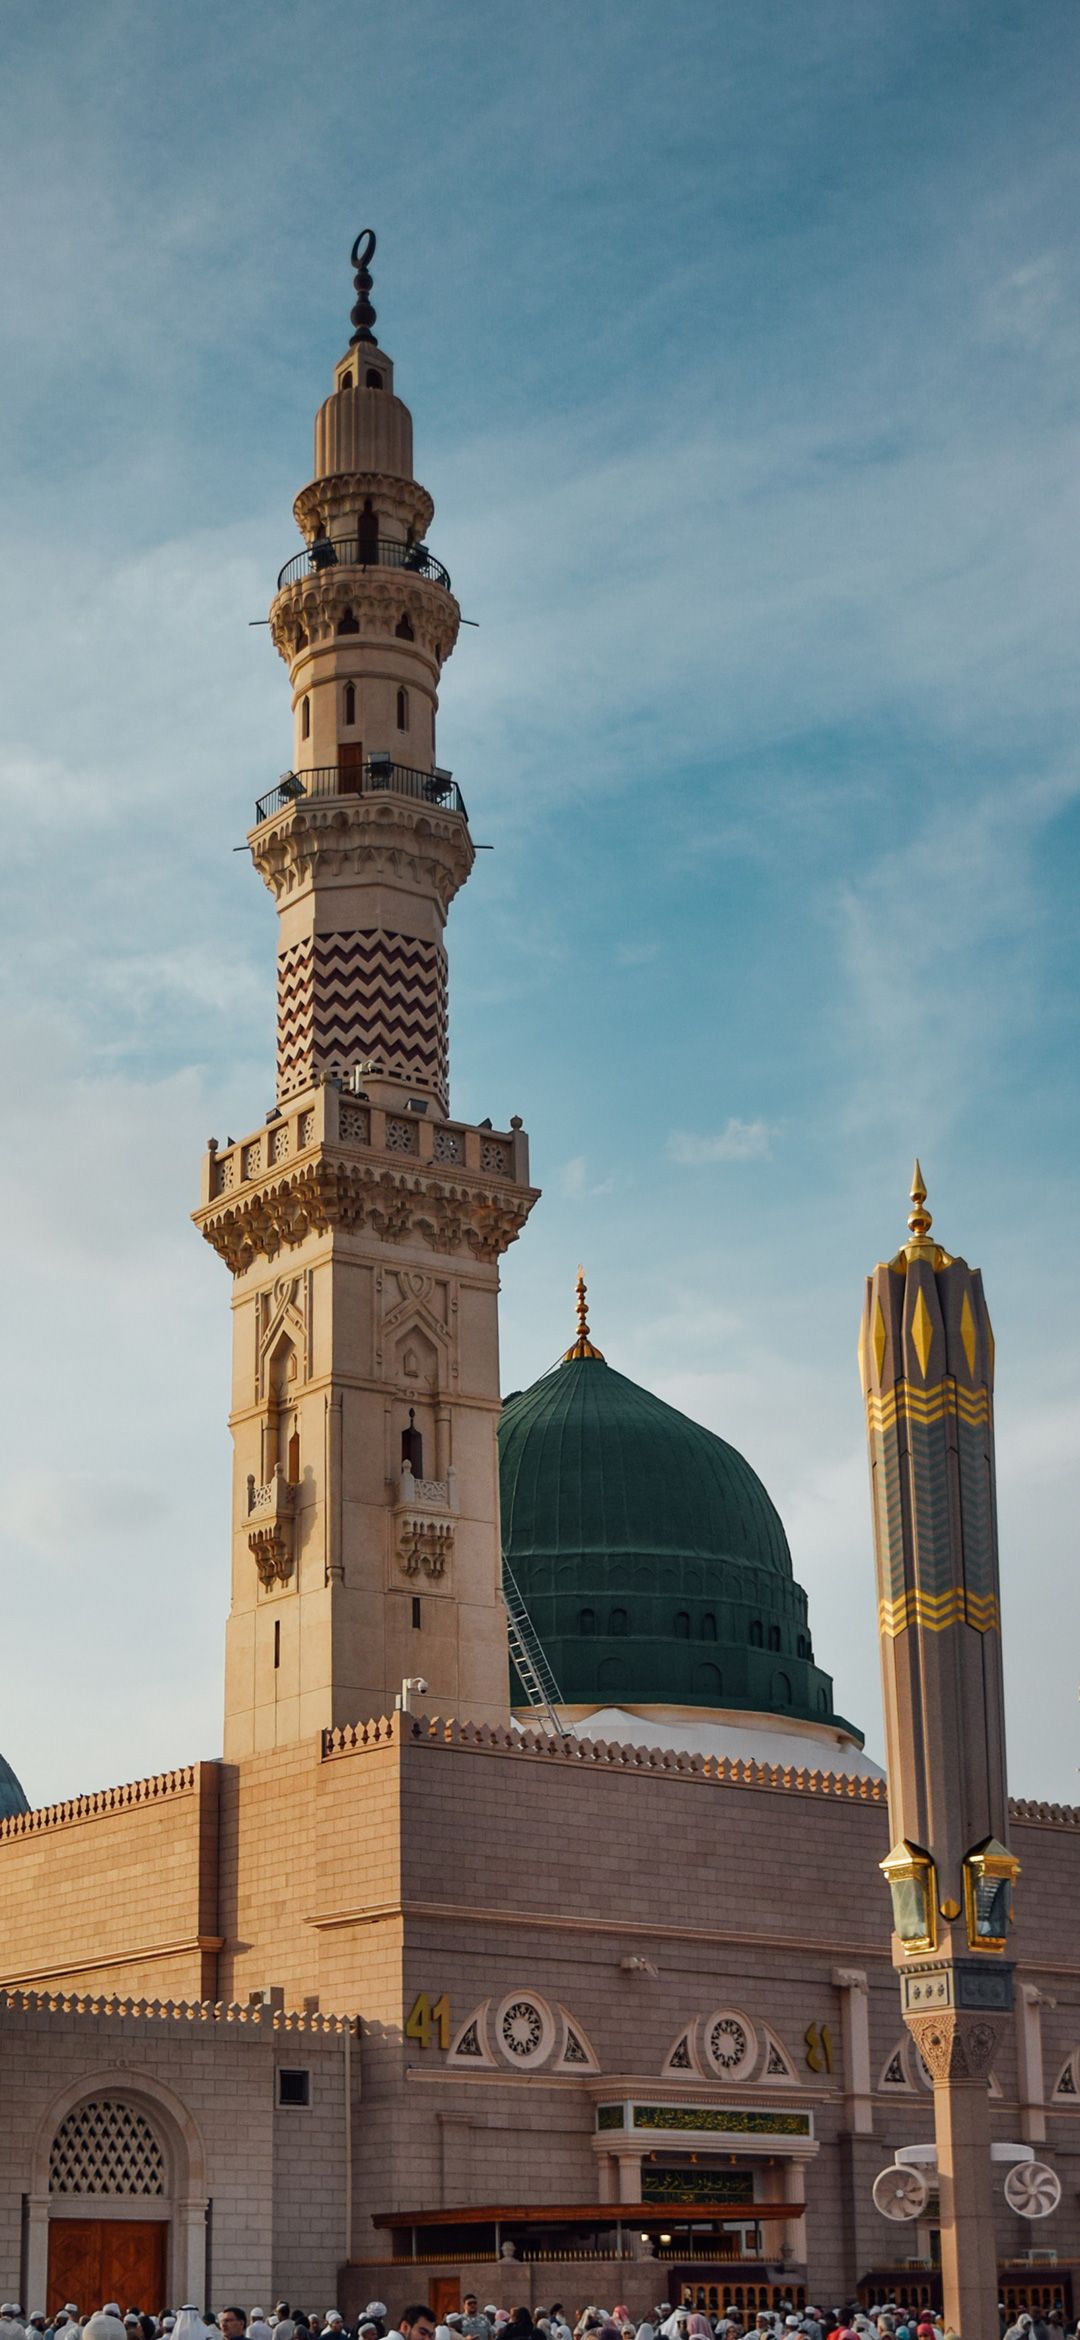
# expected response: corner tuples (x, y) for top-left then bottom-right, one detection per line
(82, 2317), (127, 2340)
(172, 2312), (209, 2340)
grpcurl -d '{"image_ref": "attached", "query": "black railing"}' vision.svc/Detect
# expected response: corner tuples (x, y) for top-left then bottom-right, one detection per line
(275, 536), (452, 593)
(253, 760), (468, 826)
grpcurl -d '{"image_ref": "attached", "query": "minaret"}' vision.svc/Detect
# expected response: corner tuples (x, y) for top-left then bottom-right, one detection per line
(860, 1166), (1018, 2336)
(195, 233), (539, 1758)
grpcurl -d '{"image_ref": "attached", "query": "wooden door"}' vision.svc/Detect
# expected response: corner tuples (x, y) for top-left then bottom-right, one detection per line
(431, 2281), (460, 2323)
(338, 741), (364, 789)
(48, 2220), (169, 2316)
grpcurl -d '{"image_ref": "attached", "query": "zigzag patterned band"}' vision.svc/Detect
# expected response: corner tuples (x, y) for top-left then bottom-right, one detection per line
(878, 1586), (1000, 1636)
(277, 928), (448, 1108)
(865, 1379), (991, 1432)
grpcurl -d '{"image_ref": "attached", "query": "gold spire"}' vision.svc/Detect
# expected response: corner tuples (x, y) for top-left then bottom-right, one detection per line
(892, 1158), (954, 1271)
(563, 1265), (604, 1361)
(908, 1158), (932, 1242)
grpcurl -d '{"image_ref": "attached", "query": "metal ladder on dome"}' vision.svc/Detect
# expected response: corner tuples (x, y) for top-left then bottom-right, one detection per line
(502, 1556), (575, 1739)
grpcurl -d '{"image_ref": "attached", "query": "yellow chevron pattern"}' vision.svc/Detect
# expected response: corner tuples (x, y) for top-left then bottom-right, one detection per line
(878, 1584), (1000, 1636)
(865, 1378), (991, 1434)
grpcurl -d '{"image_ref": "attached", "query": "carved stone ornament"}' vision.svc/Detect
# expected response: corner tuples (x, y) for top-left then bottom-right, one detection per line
(398, 1515), (453, 1580)
(197, 1154), (539, 1274)
(249, 794), (474, 917)
(246, 1467), (296, 1586)
(905, 2010), (1000, 2082)
(270, 566), (459, 670)
(293, 472), (435, 546)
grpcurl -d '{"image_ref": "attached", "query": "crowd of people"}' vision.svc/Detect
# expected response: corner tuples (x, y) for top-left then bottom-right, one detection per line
(0, 2292), (1072, 2340)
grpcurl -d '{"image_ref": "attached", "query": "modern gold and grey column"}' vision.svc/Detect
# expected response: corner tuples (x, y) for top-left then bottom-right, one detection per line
(861, 1166), (1018, 2335)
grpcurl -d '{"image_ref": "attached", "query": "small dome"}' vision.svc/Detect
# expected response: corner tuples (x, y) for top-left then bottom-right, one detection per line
(0, 1750), (29, 1819)
(499, 1340), (860, 1741)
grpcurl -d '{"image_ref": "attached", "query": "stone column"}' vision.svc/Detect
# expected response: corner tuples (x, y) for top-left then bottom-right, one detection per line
(780, 2157), (808, 2268)
(832, 1967), (873, 2135)
(617, 2149), (643, 2203)
(1017, 1982), (1053, 2145)
(907, 2012), (1000, 2336)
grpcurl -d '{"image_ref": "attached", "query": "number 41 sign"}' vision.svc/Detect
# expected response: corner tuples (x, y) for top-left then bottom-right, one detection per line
(406, 1992), (452, 2048)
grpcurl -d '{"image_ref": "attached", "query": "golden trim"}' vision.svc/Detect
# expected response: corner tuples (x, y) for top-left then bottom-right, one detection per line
(880, 1840), (937, 1954)
(878, 1586), (1000, 1637)
(865, 1378), (990, 1430)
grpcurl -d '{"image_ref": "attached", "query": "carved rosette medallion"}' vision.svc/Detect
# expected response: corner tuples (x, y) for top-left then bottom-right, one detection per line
(905, 2010), (1000, 2083)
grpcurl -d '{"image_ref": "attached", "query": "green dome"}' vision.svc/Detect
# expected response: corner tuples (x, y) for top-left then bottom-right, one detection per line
(0, 1751), (29, 1819)
(499, 1351), (859, 1737)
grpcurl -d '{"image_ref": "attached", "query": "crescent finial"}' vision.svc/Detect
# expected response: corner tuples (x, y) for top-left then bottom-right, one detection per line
(349, 229), (378, 346)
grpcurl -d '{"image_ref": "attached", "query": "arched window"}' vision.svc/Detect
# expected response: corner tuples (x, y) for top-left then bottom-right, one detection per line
(287, 1424), (300, 1483)
(301, 696), (310, 740)
(817, 1688), (828, 1712)
(396, 686), (409, 731)
(772, 1671), (793, 1707)
(50, 2098), (166, 2195)
(578, 1607), (596, 1635)
(395, 610), (415, 640)
(609, 1607), (628, 1636)
(357, 499), (378, 562)
(674, 1611), (690, 1640)
(767, 1624), (781, 1652)
(337, 607), (359, 635)
(694, 1662), (723, 1697)
(343, 682), (356, 726)
(701, 1612), (717, 1640)
(749, 1619), (763, 1648)
(597, 1656), (627, 1699)
(365, 367), (384, 389)
(340, 370), (353, 390)
(797, 1633), (809, 1659)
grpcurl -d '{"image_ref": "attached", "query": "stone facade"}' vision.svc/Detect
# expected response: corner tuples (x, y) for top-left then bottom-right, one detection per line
(1, 1725), (1080, 2309)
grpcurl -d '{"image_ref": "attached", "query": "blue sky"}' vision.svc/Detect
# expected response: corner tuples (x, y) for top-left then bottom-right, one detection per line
(1, 0), (1078, 1806)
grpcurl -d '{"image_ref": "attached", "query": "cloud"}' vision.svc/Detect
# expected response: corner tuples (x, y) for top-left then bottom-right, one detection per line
(559, 1155), (615, 1200)
(668, 1120), (777, 1165)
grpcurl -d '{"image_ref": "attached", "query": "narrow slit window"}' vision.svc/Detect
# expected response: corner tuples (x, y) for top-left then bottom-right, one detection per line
(412, 1595), (422, 1629)
(344, 682), (356, 726)
(301, 696), (310, 740)
(396, 687), (408, 731)
(273, 1619), (281, 1670)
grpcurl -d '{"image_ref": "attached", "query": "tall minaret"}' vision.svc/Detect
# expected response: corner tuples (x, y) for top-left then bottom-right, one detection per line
(860, 1166), (1019, 2337)
(195, 234), (538, 1759)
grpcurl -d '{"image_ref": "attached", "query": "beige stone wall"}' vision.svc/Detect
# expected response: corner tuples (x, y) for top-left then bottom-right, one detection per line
(0, 1997), (347, 2312)
(0, 1768), (219, 2000)
(4, 1724), (1080, 2299)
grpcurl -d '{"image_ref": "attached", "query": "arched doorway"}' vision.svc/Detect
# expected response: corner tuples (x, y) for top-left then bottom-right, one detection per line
(27, 2071), (208, 2315)
(46, 2100), (168, 2313)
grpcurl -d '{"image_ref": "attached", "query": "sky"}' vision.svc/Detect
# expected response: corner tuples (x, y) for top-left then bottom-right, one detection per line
(1, 0), (1078, 1810)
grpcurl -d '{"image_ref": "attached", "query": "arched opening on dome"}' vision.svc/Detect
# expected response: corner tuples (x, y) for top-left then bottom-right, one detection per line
(674, 1611), (690, 1639)
(701, 1612), (717, 1640)
(772, 1670), (793, 1706)
(694, 1661), (723, 1697)
(749, 1619), (763, 1647)
(365, 368), (384, 389)
(337, 607), (360, 635)
(578, 1607), (595, 1635)
(767, 1624), (781, 1652)
(395, 610), (415, 640)
(597, 1656), (627, 1699)
(609, 1606), (628, 1636)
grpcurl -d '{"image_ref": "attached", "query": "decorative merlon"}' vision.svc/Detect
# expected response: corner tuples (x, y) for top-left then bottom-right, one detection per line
(0, 1986), (355, 2034)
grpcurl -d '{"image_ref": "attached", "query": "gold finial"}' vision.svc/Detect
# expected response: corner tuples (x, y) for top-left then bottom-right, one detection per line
(563, 1265), (604, 1361)
(892, 1157), (954, 1271)
(908, 1158), (932, 1242)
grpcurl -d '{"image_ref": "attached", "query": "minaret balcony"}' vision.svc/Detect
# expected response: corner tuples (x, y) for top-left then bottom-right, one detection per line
(275, 535), (452, 593)
(253, 759), (467, 827)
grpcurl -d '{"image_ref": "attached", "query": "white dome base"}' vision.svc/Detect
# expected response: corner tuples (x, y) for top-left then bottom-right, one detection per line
(547, 1700), (885, 1778)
